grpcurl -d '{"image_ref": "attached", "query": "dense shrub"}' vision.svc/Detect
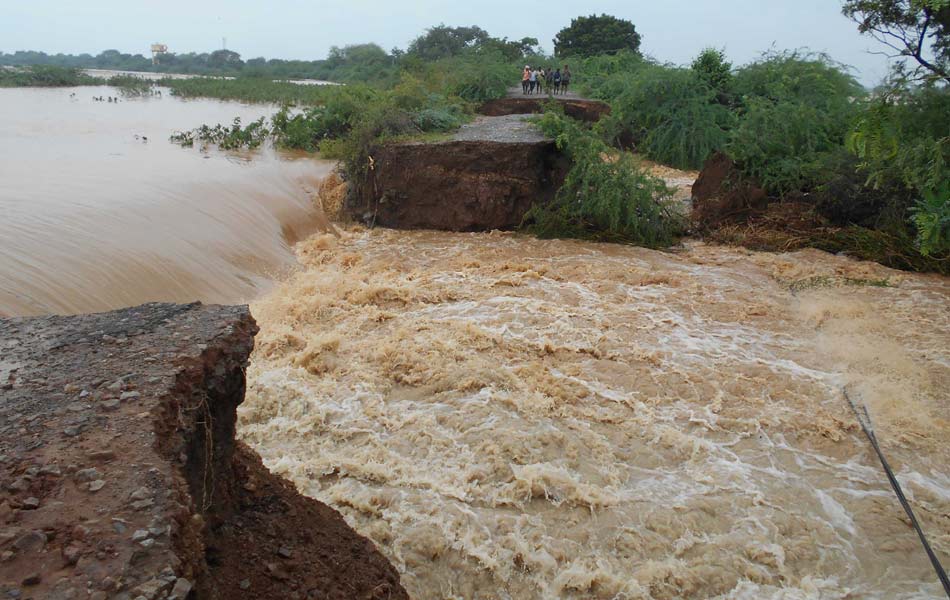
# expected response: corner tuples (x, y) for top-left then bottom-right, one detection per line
(170, 117), (270, 150)
(912, 185), (950, 256)
(597, 65), (734, 170)
(412, 107), (463, 131)
(526, 111), (680, 246)
(726, 52), (864, 195)
(812, 148), (915, 229)
(691, 48), (733, 94)
(0, 65), (100, 87)
(574, 50), (650, 99)
(846, 85), (950, 255)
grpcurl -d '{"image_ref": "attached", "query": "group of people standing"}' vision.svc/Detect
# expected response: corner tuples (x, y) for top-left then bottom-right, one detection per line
(521, 65), (571, 95)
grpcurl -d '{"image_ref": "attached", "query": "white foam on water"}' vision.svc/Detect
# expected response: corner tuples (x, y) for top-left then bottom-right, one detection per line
(239, 229), (950, 599)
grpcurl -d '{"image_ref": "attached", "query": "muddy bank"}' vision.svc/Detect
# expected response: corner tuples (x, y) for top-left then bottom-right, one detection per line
(0, 303), (406, 599)
(689, 153), (948, 274)
(347, 115), (568, 231)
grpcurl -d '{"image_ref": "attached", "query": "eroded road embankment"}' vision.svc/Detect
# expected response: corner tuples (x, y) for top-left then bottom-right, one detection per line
(0, 302), (407, 600)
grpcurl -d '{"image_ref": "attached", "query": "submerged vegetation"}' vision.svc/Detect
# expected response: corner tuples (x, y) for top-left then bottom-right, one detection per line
(161, 77), (335, 104)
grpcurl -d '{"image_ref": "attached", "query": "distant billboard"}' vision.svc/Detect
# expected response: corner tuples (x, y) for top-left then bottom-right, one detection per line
(150, 44), (168, 54)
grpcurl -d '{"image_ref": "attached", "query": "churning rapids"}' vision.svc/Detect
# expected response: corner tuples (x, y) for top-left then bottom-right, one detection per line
(3, 85), (948, 599)
(240, 230), (950, 599)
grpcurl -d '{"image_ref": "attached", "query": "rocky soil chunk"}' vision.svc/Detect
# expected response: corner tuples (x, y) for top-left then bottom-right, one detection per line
(0, 302), (407, 599)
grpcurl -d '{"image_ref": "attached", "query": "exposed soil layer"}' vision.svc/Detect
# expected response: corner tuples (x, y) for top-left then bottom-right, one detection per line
(0, 303), (406, 600)
(479, 97), (610, 122)
(691, 152), (768, 229)
(348, 116), (568, 231)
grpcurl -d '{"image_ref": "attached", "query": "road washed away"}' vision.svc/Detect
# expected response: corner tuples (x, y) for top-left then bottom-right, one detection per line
(239, 228), (950, 599)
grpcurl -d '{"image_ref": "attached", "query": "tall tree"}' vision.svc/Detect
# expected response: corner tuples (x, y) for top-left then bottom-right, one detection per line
(842, 0), (950, 83)
(208, 49), (243, 69)
(407, 25), (491, 60)
(553, 14), (642, 58)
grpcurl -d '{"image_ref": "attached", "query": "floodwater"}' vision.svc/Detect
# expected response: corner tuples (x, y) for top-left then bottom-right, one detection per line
(3, 82), (948, 600)
(239, 229), (950, 599)
(0, 85), (332, 316)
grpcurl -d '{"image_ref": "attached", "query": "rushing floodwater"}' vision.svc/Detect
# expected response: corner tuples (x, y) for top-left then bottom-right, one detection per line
(239, 231), (950, 599)
(0, 85), (332, 316)
(3, 85), (948, 599)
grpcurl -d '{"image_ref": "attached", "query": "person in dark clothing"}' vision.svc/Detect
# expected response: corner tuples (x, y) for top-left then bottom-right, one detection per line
(553, 68), (561, 94)
(561, 65), (572, 95)
(545, 67), (555, 94)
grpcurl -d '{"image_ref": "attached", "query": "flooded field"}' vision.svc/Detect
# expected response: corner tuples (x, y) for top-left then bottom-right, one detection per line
(239, 229), (950, 599)
(0, 85), (332, 316)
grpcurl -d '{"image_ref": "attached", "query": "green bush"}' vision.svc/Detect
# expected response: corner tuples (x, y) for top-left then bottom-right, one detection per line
(911, 185), (950, 256)
(0, 65), (100, 87)
(691, 48), (733, 94)
(573, 50), (650, 99)
(107, 75), (155, 96)
(846, 85), (949, 254)
(726, 96), (845, 194)
(725, 52), (864, 195)
(598, 65), (734, 170)
(526, 111), (679, 246)
(412, 107), (463, 131)
(170, 117), (270, 150)
(429, 54), (512, 103)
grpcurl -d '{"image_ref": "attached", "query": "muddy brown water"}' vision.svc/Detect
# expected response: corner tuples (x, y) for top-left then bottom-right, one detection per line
(0, 85), (333, 316)
(239, 231), (950, 599)
(3, 86), (949, 599)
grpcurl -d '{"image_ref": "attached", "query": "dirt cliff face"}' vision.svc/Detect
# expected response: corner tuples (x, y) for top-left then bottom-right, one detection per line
(479, 97), (610, 122)
(691, 152), (768, 228)
(348, 115), (569, 231)
(0, 303), (407, 600)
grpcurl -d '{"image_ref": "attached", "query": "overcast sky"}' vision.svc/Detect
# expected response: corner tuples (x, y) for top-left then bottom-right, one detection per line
(4, 0), (896, 84)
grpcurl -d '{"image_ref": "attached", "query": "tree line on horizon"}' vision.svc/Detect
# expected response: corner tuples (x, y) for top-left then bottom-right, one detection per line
(0, 15), (642, 82)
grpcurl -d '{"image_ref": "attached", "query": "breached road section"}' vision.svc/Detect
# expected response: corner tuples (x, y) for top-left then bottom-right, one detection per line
(0, 303), (407, 600)
(347, 114), (569, 231)
(478, 96), (610, 122)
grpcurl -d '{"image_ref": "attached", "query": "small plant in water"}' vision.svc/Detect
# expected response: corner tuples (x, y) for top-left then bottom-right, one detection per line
(170, 117), (270, 150)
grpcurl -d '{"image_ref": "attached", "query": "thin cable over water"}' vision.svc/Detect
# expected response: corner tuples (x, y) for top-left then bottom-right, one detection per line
(843, 388), (950, 598)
